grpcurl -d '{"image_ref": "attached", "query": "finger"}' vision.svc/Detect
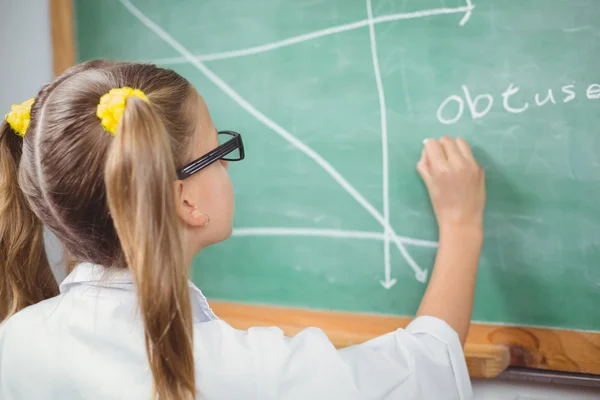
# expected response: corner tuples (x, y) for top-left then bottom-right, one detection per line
(456, 137), (477, 164)
(416, 149), (432, 182)
(417, 158), (433, 188)
(423, 138), (448, 166)
(440, 136), (464, 163)
(419, 147), (430, 168)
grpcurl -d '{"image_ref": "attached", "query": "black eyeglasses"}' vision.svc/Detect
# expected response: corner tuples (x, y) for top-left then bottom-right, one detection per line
(177, 131), (245, 180)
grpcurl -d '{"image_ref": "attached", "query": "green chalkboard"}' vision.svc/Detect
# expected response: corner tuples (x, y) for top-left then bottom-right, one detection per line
(75, 0), (600, 332)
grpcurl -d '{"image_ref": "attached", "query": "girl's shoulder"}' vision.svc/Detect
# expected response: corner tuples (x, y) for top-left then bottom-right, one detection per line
(0, 294), (65, 336)
(0, 296), (67, 384)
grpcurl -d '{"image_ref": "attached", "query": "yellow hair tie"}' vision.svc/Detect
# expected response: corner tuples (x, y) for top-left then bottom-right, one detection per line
(5, 98), (35, 137)
(96, 87), (149, 136)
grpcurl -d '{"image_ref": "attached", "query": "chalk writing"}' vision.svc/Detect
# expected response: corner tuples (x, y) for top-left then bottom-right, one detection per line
(437, 82), (600, 125)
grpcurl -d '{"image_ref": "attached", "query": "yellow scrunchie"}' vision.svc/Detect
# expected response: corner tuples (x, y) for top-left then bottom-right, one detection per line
(5, 98), (35, 137)
(96, 87), (149, 136)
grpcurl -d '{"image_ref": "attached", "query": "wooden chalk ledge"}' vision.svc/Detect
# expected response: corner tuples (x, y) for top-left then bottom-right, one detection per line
(210, 301), (600, 378)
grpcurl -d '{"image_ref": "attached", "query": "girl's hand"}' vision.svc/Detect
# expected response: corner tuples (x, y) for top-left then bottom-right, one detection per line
(415, 137), (486, 345)
(417, 137), (486, 232)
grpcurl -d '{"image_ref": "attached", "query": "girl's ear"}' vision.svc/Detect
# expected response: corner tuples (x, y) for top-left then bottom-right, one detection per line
(174, 180), (210, 227)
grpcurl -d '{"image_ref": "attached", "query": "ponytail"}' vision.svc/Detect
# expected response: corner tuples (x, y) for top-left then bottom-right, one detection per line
(104, 98), (195, 399)
(0, 121), (58, 320)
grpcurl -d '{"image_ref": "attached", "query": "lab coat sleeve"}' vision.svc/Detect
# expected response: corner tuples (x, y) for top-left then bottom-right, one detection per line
(337, 315), (473, 400)
(195, 316), (472, 400)
(195, 321), (362, 400)
(272, 316), (471, 399)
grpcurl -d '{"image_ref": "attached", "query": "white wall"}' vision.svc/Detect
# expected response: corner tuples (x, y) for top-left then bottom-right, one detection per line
(0, 0), (53, 112)
(1, 1), (598, 398)
(0, 0), (66, 281)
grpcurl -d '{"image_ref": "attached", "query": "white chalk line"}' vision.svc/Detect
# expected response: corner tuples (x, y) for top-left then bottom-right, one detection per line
(366, 0), (393, 288)
(151, 19), (369, 65)
(233, 227), (438, 248)
(120, 0), (428, 281)
(372, 5), (473, 25)
(151, 5), (475, 65)
(459, 0), (474, 26)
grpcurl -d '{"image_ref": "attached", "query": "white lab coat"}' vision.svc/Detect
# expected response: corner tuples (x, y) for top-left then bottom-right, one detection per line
(0, 263), (473, 399)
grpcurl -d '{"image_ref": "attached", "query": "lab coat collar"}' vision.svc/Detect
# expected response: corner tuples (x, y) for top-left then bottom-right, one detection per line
(59, 262), (218, 322)
(59, 262), (131, 290)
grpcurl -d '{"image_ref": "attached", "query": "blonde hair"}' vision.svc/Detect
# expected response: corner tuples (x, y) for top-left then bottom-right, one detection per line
(0, 60), (199, 399)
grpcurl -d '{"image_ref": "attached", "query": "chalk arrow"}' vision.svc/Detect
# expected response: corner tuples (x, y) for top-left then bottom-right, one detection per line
(380, 278), (397, 290)
(415, 269), (429, 283)
(459, 0), (474, 26)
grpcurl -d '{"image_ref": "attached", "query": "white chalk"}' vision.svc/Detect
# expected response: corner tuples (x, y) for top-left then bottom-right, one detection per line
(423, 138), (429, 145)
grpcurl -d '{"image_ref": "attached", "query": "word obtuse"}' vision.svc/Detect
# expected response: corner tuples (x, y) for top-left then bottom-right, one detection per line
(437, 82), (600, 125)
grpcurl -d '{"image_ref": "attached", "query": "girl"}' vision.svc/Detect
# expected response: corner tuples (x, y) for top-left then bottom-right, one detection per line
(0, 60), (485, 400)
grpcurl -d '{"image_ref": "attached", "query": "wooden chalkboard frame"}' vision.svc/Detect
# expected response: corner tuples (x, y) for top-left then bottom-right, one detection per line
(50, 0), (600, 379)
(210, 301), (600, 378)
